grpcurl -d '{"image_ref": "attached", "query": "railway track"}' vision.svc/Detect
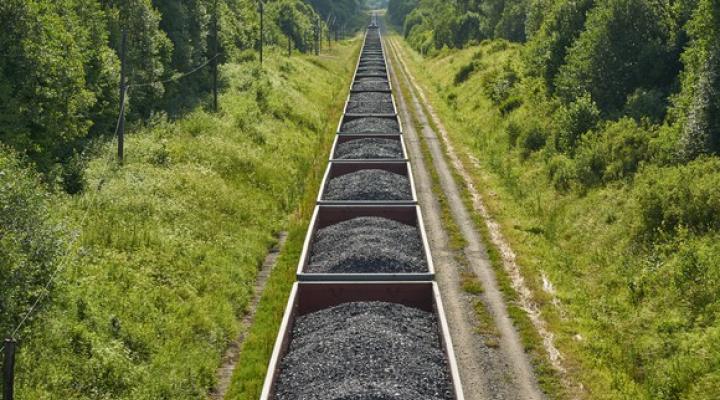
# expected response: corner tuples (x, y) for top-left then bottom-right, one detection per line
(257, 14), (465, 400)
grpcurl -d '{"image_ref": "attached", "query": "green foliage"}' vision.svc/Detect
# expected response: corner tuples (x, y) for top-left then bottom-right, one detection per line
(480, 62), (519, 105)
(634, 157), (720, 237)
(0, 147), (62, 338)
(454, 60), (478, 85)
(494, 0), (529, 42)
(387, 0), (418, 26)
(0, 0), (117, 171)
(574, 118), (652, 186)
(623, 88), (668, 123)
(309, 0), (366, 32)
(394, 2), (720, 396)
(675, 0), (720, 160)
(553, 94), (600, 153)
(554, 0), (677, 114)
(524, 0), (595, 91)
(0, 0), (357, 188)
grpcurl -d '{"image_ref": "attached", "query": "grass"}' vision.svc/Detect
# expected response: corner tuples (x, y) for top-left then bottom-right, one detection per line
(11, 40), (360, 399)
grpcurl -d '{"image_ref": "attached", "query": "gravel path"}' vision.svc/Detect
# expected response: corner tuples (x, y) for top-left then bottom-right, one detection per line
(308, 216), (427, 273)
(324, 169), (411, 201)
(274, 302), (453, 400)
(342, 117), (400, 134)
(334, 138), (404, 159)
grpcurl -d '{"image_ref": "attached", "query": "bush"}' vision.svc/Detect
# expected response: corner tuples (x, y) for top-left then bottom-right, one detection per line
(499, 95), (523, 114)
(454, 61), (477, 85)
(554, 0), (677, 114)
(554, 94), (601, 153)
(481, 66), (519, 105)
(547, 153), (576, 191)
(0, 146), (63, 336)
(574, 118), (652, 186)
(634, 157), (720, 237)
(519, 126), (547, 158)
(624, 88), (668, 123)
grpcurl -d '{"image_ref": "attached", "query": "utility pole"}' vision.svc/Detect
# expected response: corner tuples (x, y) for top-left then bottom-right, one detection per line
(118, 27), (127, 163)
(258, 1), (264, 65)
(3, 339), (16, 400)
(212, 0), (219, 112)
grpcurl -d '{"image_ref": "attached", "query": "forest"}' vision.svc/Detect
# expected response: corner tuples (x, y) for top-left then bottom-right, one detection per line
(388, 0), (720, 398)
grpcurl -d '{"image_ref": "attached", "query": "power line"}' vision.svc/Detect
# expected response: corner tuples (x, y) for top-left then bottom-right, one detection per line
(127, 54), (220, 90)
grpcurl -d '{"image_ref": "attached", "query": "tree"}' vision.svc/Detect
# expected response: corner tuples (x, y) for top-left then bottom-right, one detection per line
(554, 0), (676, 115)
(0, 0), (117, 172)
(103, 0), (173, 119)
(676, 0), (720, 160)
(524, 0), (595, 92)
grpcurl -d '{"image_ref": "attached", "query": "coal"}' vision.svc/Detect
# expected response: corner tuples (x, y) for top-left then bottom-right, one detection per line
(358, 67), (386, 74)
(356, 71), (388, 78)
(349, 92), (392, 103)
(342, 117), (400, 134)
(352, 81), (391, 92)
(274, 301), (453, 400)
(308, 216), (427, 273)
(359, 61), (386, 68)
(346, 100), (394, 114)
(324, 169), (411, 201)
(335, 138), (403, 159)
(355, 76), (387, 82)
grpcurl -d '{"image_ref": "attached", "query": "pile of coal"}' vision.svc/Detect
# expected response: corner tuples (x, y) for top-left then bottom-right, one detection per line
(341, 117), (400, 134)
(307, 216), (427, 273)
(324, 169), (411, 201)
(334, 138), (403, 159)
(274, 301), (453, 400)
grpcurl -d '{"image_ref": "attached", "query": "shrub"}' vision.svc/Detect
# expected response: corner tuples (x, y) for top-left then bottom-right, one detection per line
(574, 118), (652, 186)
(454, 61), (477, 85)
(60, 152), (87, 194)
(506, 120), (522, 147)
(519, 126), (547, 158)
(554, 94), (601, 153)
(624, 88), (668, 123)
(0, 146), (63, 337)
(481, 66), (519, 105)
(547, 153), (576, 192)
(634, 157), (720, 237)
(499, 95), (523, 114)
